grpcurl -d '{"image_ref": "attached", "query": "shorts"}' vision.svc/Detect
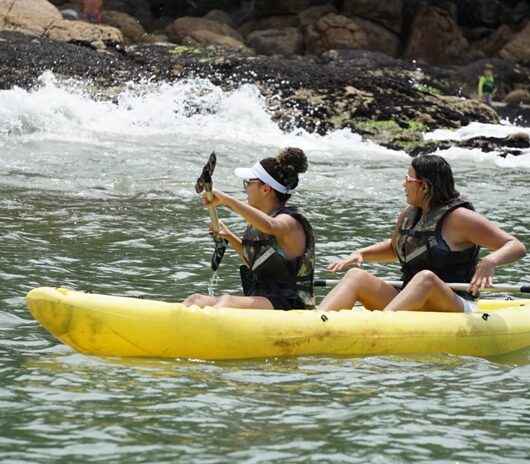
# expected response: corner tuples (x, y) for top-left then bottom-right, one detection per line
(265, 293), (306, 311)
(457, 295), (476, 314)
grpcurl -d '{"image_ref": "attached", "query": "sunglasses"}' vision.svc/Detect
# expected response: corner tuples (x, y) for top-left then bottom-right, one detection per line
(405, 174), (422, 183)
(243, 179), (261, 189)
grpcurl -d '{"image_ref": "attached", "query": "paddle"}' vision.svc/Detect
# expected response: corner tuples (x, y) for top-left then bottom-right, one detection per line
(195, 152), (227, 271)
(314, 279), (530, 293)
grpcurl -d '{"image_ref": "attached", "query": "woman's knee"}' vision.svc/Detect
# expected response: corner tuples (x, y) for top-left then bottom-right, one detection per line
(410, 270), (438, 287)
(343, 267), (371, 285)
(183, 293), (209, 306)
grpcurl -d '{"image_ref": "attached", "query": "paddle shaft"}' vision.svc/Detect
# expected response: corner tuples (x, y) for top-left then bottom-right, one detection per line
(314, 279), (530, 294)
(205, 190), (220, 234)
(195, 152), (227, 271)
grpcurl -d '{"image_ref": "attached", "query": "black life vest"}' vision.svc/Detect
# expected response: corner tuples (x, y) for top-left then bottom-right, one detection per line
(391, 197), (480, 299)
(240, 206), (315, 309)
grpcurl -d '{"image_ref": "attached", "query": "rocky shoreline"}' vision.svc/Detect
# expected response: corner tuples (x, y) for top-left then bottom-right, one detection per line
(2, 0), (530, 156)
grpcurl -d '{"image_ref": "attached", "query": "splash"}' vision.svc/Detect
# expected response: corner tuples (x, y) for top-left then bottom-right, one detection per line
(425, 121), (530, 142)
(1, 72), (528, 200)
(0, 71), (404, 157)
(422, 121), (530, 168)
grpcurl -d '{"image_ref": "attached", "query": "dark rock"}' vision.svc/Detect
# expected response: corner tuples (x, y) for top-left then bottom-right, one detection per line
(239, 15), (300, 38)
(299, 5), (338, 29)
(509, 1), (530, 25)
(254, 0), (331, 18)
(342, 0), (403, 34)
(457, 0), (505, 29)
(247, 28), (304, 56)
(104, 0), (153, 29)
(409, 133), (530, 157)
(0, 29), (511, 149)
(494, 102), (530, 126)
(318, 49), (402, 67)
(204, 9), (235, 27)
(404, 5), (470, 65)
(457, 0), (529, 29)
(149, 0), (241, 18)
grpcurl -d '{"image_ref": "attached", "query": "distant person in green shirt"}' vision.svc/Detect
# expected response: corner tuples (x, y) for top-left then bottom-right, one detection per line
(478, 63), (496, 106)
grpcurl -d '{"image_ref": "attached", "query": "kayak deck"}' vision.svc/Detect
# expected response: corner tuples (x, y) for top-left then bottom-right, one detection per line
(26, 287), (530, 360)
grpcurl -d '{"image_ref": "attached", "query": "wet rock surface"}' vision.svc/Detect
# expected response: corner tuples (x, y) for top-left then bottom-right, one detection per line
(1, 30), (529, 156)
(410, 132), (530, 158)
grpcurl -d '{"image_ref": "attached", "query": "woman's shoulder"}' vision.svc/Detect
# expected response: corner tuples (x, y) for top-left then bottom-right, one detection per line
(445, 205), (483, 227)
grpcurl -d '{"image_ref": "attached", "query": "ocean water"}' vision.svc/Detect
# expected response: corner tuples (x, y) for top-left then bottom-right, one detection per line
(1, 72), (529, 463)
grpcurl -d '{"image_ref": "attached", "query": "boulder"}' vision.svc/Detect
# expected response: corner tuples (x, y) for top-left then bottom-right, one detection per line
(298, 5), (337, 29)
(182, 30), (246, 50)
(0, 0), (122, 45)
(355, 18), (400, 58)
(499, 22), (530, 63)
(254, 0), (330, 18)
(506, 132), (530, 144)
(342, 0), (403, 34)
(504, 89), (530, 106)
(174, 0), (241, 16)
(239, 16), (299, 38)
(47, 19), (123, 45)
(166, 16), (243, 44)
(247, 27), (304, 56)
(509, 1), (530, 25)
(457, 0), (505, 28)
(404, 6), (470, 65)
(457, 0), (528, 29)
(147, 16), (174, 34)
(203, 9), (234, 28)
(475, 24), (515, 56)
(0, 0), (62, 36)
(101, 0), (153, 29)
(101, 10), (147, 44)
(463, 27), (496, 42)
(305, 13), (368, 55)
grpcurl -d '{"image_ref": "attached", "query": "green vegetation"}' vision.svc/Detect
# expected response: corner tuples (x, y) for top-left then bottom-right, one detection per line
(169, 45), (203, 56)
(414, 83), (442, 96)
(355, 119), (430, 152)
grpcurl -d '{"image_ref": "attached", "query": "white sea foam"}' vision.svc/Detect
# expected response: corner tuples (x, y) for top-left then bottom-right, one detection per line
(0, 72), (528, 198)
(0, 72), (403, 155)
(425, 121), (530, 142)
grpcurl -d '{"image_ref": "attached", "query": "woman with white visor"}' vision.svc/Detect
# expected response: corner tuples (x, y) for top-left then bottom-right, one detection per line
(183, 147), (315, 310)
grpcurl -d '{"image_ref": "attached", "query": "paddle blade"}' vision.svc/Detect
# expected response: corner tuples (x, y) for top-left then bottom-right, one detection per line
(211, 238), (227, 271)
(195, 151), (217, 194)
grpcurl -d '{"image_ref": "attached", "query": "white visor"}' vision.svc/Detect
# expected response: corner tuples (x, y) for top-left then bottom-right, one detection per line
(234, 162), (291, 194)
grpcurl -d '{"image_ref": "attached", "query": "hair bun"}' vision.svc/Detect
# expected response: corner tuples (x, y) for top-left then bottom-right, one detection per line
(277, 147), (308, 174)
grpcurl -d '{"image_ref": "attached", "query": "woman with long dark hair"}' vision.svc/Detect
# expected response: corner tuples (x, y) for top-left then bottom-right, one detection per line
(320, 155), (526, 313)
(184, 147), (315, 310)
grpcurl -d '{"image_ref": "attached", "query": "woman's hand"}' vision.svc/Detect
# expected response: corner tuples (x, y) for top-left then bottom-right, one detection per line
(469, 257), (496, 296)
(201, 189), (229, 209)
(327, 252), (363, 273)
(209, 220), (231, 240)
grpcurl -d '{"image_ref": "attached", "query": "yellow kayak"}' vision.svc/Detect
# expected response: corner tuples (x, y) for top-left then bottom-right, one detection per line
(26, 287), (530, 360)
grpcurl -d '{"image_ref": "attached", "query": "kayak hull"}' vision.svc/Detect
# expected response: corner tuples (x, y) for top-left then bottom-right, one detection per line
(26, 287), (530, 360)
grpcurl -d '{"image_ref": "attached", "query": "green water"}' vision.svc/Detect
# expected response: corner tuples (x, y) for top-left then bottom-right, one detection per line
(2, 73), (530, 461)
(2, 154), (530, 462)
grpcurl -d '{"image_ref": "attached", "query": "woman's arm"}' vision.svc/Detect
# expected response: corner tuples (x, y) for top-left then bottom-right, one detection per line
(214, 221), (245, 262)
(446, 208), (527, 293)
(205, 190), (296, 239)
(327, 239), (397, 272)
